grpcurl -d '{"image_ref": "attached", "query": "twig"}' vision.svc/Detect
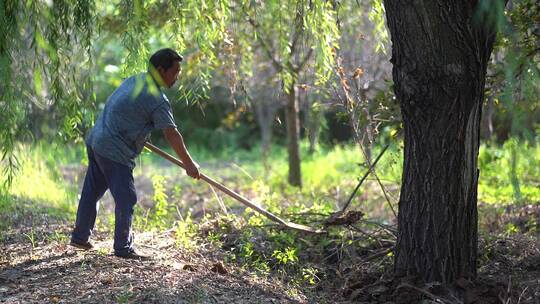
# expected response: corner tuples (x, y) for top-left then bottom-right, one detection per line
(247, 17), (283, 72)
(397, 283), (462, 304)
(341, 143), (390, 212)
(347, 225), (383, 247)
(282, 211), (331, 219)
(359, 220), (397, 236)
(208, 184), (228, 215)
(371, 170), (398, 218)
(517, 286), (528, 304)
(502, 276), (512, 304)
(356, 133), (400, 219)
(361, 247), (393, 263)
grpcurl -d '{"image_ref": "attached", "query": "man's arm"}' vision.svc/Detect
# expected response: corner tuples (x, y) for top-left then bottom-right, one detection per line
(163, 127), (200, 179)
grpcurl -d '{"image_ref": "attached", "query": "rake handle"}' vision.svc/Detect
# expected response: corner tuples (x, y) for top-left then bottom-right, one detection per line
(144, 142), (286, 225)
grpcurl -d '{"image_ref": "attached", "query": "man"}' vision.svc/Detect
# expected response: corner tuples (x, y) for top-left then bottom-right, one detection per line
(70, 48), (200, 259)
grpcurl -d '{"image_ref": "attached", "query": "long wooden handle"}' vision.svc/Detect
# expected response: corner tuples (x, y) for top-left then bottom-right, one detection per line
(144, 142), (288, 224)
(143, 142), (325, 234)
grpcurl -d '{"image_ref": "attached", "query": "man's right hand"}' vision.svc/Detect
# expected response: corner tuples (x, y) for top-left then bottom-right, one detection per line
(185, 161), (200, 179)
(163, 127), (201, 180)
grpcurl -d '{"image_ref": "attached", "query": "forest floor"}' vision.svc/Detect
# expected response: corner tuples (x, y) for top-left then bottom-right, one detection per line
(1, 222), (318, 303)
(1, 198), (539, 303)
(1, 143), (540, 303)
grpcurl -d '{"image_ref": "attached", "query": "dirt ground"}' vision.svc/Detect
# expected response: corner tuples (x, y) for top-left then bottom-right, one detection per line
(0, 224), (327, 304)
(2, 207), (540, 304)
(1, 162), (540, 304)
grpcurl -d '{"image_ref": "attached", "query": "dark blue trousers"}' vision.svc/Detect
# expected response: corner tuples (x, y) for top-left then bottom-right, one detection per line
(71, 145), (137, 255)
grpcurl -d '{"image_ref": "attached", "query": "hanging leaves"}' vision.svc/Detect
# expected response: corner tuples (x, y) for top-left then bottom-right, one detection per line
(368, 0), (388, 54)
(0, 0), (343, 188)
(305, 0), (340, 86)
(0, 0), (96, 187)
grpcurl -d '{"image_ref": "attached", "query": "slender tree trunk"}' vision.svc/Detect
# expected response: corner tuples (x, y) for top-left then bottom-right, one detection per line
(481, 96), (495, 140)
(285, 83), (302, 187)
(307, 107), (322, 154)
(360, 88), (373, 161)
(301, 91), (320, 154)
(253, 101), (276, 165)
(383, 1), (499, 282)
(261, 122), (272, 160)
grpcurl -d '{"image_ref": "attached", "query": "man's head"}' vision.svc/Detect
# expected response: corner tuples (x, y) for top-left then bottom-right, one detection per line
(149, 48), (183, 88)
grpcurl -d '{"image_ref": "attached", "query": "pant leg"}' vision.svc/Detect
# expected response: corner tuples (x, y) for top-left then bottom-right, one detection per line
(72, 146), (108, 243)
(93, 152), (138, 255)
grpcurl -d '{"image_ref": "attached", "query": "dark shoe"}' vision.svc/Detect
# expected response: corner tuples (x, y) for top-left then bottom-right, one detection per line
(115, 250), (151, 261)
(70, 240), (93, 250)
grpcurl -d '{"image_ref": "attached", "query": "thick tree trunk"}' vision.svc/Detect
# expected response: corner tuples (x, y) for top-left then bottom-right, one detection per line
(383, 1), (499, 282)
(285, 84), (302, 187)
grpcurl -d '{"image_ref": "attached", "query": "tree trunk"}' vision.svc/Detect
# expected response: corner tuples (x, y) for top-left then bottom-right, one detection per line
(307, 107), (322, 154)
(301, 90), (321, 155)
(481, 96), (495, 140)
(383, 1), (499, 283)
(285, 83), (302, 187)
(253, 100), (277, 165)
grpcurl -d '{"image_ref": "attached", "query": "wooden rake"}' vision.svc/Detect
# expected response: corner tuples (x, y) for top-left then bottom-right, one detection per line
(144, 142), (326, 234)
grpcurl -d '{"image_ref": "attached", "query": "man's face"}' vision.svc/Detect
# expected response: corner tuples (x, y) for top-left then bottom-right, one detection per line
(158, 60), (181, 88)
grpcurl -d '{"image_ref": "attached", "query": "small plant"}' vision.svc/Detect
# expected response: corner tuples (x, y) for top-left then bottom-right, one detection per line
(246, 213), (265, 227)
(46, 231), (68, 244)
(504, 222), (519, 235)
(206, 231), (223, 247)
(149, 174), (174, 230)
(175, 212), (198, 250)
(301, 267), (319, 285)
(23, 227), (37, 257)
(116, 290), (133, 304)
(229, 229), (272, 275)
(272, 247), (298, 265)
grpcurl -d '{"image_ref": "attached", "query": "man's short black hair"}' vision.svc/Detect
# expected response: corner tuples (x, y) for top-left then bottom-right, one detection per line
(149, 48), (183, 70)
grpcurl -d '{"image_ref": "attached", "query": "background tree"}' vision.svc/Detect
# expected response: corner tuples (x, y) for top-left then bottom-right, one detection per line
(483, 0), (540, 142)
(247, 62), (283, 163)
(332, 0), (394, 160)
(234, 0), (339, 187)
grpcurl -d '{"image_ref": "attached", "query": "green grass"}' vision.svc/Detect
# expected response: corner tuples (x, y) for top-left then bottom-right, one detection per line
(0, 142), (81, 232)
(1, 138), (538, 289)
(478, 139), (540, 204)
(1, 138), (539, 234)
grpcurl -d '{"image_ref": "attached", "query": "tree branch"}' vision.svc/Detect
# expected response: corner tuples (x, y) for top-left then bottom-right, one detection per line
(289, 1), (304, 58)
(295, 48), (313, 73)
(247, 17), (283, 72)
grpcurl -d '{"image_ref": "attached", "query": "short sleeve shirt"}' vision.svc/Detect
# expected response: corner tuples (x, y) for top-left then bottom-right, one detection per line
(86, 73), (177, 168)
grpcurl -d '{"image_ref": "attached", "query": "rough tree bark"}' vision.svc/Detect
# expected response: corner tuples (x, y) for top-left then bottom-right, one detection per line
(383, 1), (500, 282)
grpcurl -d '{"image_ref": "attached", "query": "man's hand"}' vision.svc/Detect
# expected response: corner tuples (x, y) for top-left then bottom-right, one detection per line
(163, 127), (200, 180)
(184, 160), (200, 179)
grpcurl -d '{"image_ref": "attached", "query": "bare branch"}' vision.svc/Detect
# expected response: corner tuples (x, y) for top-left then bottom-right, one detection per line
(247, 17), (283, 72)
(295, 48), (313, 72)
(289, 1), (305, 59)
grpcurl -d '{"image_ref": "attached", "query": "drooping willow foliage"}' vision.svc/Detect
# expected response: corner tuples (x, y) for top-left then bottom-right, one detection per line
(0, 0), (96, 186)
(232, 0), (340, 92)
(486, 0), (540, 139)
(0, 0), (343, 187)
(3, 0), (535, 188)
